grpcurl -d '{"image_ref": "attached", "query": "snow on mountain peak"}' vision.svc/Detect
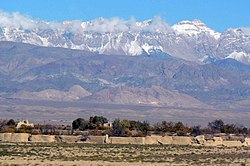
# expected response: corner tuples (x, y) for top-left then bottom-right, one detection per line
(178, 19), (205, 26)
(1, 11), (250, 63)
(172, 19), (221, 39)
(241, 27), (250, 36)
(1, 11), (220, 37)
(226, 27), (250, 37)
(135, 19), (152, 27)
(226, 51), (250, 64)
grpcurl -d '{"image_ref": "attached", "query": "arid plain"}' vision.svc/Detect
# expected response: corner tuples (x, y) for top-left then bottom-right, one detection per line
(0, 142), (250, 166)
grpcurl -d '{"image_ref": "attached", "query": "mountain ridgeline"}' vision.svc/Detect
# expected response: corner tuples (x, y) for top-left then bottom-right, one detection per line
(0, 15), (250, 64)
(0, 41), (249, 109)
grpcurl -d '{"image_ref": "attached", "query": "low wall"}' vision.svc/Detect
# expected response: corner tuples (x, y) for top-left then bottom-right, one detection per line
(110, 137), (145, 145)
(59, 135), (82, 143)
(222, 141), (243, 147)
(0, 133), (30, 142)
(1, 133), (250, 147)
(203, 137), (223, 146)
(172, 136), (194, 145)
(30, 135), (56, 142)
(195, 135), (206, 145)
(86, 136), (106, 144)
(145, 135), (173, 145)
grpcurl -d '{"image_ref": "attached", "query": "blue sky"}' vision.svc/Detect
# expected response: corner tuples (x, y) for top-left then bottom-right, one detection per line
(0, 0), (249, 32)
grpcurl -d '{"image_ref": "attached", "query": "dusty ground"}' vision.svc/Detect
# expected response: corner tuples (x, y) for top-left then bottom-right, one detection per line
(0, 142), (249, 166)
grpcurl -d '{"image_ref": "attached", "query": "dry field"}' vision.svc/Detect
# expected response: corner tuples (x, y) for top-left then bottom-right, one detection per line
(0, 142), (249, 166)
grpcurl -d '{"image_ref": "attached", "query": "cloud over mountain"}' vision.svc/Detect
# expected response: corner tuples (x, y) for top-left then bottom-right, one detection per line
(81, 16), (173, 33)
(0, 11), (37, 29)
(0, 11), (172, 33)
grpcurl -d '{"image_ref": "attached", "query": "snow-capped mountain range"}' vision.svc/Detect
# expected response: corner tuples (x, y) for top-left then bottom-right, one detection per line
(0, 12), (250, 64)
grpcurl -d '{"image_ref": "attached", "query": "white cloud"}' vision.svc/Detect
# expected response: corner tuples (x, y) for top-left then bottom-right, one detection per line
(0, 11), (37, 29)
(0, 11), (85, 33)
(0, 11), (173, 33)
(82, 16), (173, 33)
(143, 16), (173, 33)
(63, 20), (82, 32)
(82, 17), (129, 33)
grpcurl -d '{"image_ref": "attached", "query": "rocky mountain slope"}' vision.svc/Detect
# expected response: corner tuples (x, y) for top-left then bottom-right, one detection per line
(0, 41), (249, 108)
(10, 85), (91, 101)
(85, 86), (210, 108)
(0, 12), (250, 64)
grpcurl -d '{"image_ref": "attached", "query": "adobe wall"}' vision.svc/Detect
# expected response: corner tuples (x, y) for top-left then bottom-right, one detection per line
(172, 136), (194, 145)
(0, 133), (30, 142)
(222, 140), (243, 147)
(195, 135), (206, 145)
(30, 135), (56, 142)
(203, 137), (223, 146)
(109, 137), (145, 145)
(1, 133), (250, 147)
(59, 135), (82, 143)
(86, 136), (106, 144)
(145, 135), (173, 145)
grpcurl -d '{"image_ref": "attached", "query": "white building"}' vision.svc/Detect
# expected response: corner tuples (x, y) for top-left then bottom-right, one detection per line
(16, 120), (34, 129)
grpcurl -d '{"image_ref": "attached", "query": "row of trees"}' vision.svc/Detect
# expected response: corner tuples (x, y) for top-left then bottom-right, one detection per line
(154, 121), (192, 136)
(207, 119), (248, 134)
(153, 119), (249, 136)
(1, 117), (249, 136)
(73, 117), (250, 137)
(112, 119), (150, 137)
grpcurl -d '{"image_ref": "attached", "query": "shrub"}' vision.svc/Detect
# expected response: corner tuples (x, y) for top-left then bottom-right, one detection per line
(6, 119), (16, 126)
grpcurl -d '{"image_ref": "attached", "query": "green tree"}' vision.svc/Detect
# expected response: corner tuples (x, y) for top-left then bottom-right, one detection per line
(111, 119), (131, 137)
(242, 127), (248, 135)
(191, 126), (201, 136)
(89, 116), (108, 129)
(128, 120), (137, 130)
(72, 118), (88, 130)
(174, 122), (185, 132)
(136, 121), (150, 134)
(223, 124), (237, 134)
(208, 119), (224, 133)
(153, 121), (174, 133)
(6, 119), (16, 126)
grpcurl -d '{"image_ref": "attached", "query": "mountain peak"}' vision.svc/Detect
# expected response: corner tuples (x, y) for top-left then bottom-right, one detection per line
(172, 19), (220, 39)
(192, 19), (204, 23)
(177, 19), (205, 26)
